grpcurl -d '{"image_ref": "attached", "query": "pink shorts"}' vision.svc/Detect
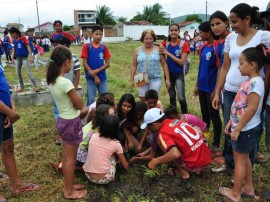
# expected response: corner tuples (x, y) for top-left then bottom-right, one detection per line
(175, 158), (208, 173)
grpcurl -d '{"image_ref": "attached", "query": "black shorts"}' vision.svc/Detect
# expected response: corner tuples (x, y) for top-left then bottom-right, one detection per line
(0, 113), (13, 145)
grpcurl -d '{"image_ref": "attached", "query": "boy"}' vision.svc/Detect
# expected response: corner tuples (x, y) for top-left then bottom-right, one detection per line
(81, 25), (111, 106)
(31, 40), (46, 68)
(145, 89), (163, 111)
(52, 36), (81, 144)
(0, 65), (39, 201)
(142, 108), (211, 179)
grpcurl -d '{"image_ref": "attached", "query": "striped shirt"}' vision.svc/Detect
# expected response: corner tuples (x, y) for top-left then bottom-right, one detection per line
(64, 53), (81, 84)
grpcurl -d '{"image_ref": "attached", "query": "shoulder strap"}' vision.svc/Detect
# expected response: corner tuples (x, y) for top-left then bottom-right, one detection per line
(166, 41), (169, 49)
(213, 41), (220, 68)
(87, 42), (91, 51)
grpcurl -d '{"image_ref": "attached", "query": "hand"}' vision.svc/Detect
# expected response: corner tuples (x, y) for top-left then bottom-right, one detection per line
(210, 91), (215, 101)
(29, 55), (34, 64)
(224, 120), (232, 135)
(136, 152), (144, 157)
(94, 76), (101, 85)
(148, 158), (158, 170)
(165, 79), (171, 90)
(159, 45), (169, 55)
(129, 157), (137, 164)
(193, 86), (198, 96)
(4, 116), (11, 128)
(136, 144), (142, 153)
(89, 69), (98, 77)
(230, 129), (240, 141)
(212, 93), (220, 110)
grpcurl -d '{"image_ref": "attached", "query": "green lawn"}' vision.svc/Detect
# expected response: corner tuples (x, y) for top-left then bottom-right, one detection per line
(1, 42), (269, 201)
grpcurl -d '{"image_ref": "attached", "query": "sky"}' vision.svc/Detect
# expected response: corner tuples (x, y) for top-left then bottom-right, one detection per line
(0, 0), (269, 30)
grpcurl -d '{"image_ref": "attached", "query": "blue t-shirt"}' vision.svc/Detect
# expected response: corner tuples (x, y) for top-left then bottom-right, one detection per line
(216, 40), (225, 67)
(0, 67), (11, 108)
(3, 36), (10, 48)
(13, 37), (29, 58)
(86, 43), (106, 82)
(166, 42), (184, 74)
(198, 44), (218, 93)
(28, 36), (35, 51)
(32, 45), (38, 55)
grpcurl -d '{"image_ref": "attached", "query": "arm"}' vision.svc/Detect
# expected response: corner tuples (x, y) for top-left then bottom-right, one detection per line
(130, 48), (139, 88)
(0, 101), (20, 124)
(137, 129), (149, 152)
(73, 69), (80, 90)
(117, 153), (129, 170)
(263, 64), (270, 110)
(160, 44), (188, 66)
(212, 53), (231, 109)
(148, 147), (181, 169)
(26, 44), (33, 63)
(130, 150), (156, 164)
(123, 128), (134, 148)
(89, 58), (110, 77)
(67, 88), (83, 110)
(159, 50), (170, 89)
(230, 93), (260, 141)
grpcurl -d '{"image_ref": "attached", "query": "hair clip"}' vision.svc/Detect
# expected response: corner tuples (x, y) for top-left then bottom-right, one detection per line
(263, 46), (270, 56)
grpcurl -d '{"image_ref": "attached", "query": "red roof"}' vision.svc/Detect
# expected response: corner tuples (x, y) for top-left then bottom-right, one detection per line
(125, 21), (152, 25)
(177, 21), (196, 27)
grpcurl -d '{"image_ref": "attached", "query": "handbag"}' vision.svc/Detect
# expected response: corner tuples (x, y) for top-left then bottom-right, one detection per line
(134, 55), (150, 87)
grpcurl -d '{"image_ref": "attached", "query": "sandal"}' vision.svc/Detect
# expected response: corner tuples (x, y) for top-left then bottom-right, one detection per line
(64, 190), (87, 200)
(34, 87), (40, 93)
(241, 192), (260, 200)
(51, 162), (62, 173)
(16, 183), (39, 193)
(15, 88), (25, 93)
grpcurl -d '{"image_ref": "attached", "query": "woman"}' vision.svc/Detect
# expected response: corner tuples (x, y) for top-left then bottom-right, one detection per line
(211, 4), (270, 199)
(130, 29), (170, 101)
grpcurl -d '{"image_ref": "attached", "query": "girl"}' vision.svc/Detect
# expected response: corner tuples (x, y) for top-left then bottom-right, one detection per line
(117, 94), (138, 150)
(3, 31), (12, 64)
(219, 44), (269, 202)
(47, 46), (87, 199)
(194, 22), (222, 153)
(212, 3), (270, 173)
(9, 27), (40, 93)
(160, 23), (190, 114)
(50, 20), (75, 47)
(130, 29), (170, 101)
(83, 115), (128, 184)
(31, 40), (46, 68)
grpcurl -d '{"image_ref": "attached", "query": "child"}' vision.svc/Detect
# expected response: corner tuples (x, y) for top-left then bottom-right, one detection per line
(51, 36), (81, 145)
(32, 40), (46, 68)
(219, 45), (268, 201)
(83, 115), (128, 184)
(47, 46), (87, 199)
(145, 89), (163, 111)
(81, 25), (111, 106)
(3, 31), (12, 64)
(143, 108), (211, 179)
(9, 27), (40, 93)
(194, 22), (222, 153)
(0, 65), (39, 201)
(160, 23), (190, 114)
(50, 20), (75, 47)
(117, 94), (138, 150)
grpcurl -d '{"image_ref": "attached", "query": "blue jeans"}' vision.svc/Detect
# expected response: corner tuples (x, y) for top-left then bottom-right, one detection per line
(167, 73), (188, 114)
(86, 78), (108, 106)
(223, 90), (237, 169)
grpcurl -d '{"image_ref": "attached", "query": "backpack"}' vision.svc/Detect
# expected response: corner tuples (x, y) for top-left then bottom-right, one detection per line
(199, 41), (220, 69)
(36, 45), (44, 56)
(166, 40), (191, 75)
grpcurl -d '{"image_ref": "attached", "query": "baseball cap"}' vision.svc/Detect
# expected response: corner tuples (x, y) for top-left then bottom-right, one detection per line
(260, 2), (270, 18)
(140, 108), (165, 129)
(53, 36), (71, 47)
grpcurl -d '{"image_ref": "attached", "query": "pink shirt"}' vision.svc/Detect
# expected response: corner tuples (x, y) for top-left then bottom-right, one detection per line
(83, 133), (123, 173)
(183, 114), (207, 132)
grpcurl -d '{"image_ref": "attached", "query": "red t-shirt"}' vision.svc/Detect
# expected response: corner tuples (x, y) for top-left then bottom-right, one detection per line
(158, 119), (211, 168)
(80, 42), (111, 59)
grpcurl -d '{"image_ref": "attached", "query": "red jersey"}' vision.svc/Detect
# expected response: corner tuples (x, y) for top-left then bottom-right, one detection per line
(158, 119), (211, 169)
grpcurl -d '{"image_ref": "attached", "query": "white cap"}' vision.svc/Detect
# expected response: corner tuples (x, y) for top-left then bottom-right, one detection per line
(140, 108), (165, 129)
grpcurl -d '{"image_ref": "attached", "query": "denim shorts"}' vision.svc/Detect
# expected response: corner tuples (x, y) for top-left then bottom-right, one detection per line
(230, 123), (262, 154)
(56, 116), (83, 145)
(0, 113), (13, 145)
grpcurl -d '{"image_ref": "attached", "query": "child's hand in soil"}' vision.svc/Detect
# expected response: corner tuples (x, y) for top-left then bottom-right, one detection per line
(129, 157), (137, 164)
(148, 158), (158, 170)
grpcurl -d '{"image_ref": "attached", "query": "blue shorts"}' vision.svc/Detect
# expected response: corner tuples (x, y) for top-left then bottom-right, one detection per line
(0, 113), (13, 145)
(230, 124), (262, 154)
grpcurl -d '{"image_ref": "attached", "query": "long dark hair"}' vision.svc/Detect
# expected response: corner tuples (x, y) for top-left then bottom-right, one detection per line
(99, 115), (120, 141)
(46, 46), (72, 85)
(167, 23), (181, 41)
(92, 104), (114, 130)
(117, 93), (136, 123)
(230, 3), (262, 26)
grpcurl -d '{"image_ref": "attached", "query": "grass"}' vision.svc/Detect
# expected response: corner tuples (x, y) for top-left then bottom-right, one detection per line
(1, 42), (270, 201)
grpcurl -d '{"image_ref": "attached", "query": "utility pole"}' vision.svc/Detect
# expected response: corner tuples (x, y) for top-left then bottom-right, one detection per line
(206, 1), (208, 21)
(36, 0), (41, 35)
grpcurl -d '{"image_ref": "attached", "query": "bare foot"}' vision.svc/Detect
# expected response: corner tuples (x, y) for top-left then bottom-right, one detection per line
(64, 189), (87, 199)
(219, 187), (240, 202)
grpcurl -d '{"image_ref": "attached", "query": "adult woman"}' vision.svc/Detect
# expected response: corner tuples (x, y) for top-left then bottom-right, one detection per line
(211, 3), (270, 200)
(130, 29), (170, 101)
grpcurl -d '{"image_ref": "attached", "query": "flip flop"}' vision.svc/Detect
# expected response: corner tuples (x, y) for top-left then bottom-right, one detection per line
(219, 187), (239, 202)
(241, 192), (260, 200)
(17, 183), (39, 193)
(64, 190), (87, 200)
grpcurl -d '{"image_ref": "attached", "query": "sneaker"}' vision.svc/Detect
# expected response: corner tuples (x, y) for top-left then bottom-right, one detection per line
(255, 152), (268, 163)
(211, 164), (226, 173)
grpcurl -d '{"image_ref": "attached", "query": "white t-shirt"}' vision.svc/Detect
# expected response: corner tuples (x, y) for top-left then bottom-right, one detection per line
(49, 76), (80, 119)
(83, 132), (123, 173)
(224, 30), (270, 92)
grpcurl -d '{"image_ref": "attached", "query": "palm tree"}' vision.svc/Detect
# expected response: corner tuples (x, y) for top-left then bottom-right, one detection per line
(96, 5), (116, 26)
(131, 3), (169, 25)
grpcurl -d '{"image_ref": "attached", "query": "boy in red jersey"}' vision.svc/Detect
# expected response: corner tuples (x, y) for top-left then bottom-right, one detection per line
(141, 108), (211, 179)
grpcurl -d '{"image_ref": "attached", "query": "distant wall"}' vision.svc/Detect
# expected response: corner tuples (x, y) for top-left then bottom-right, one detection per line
(102, 37), (125, 43)
(124, 25), (168, 40)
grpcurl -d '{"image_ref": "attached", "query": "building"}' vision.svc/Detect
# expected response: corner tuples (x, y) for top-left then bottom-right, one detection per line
(74, 10), (96, 32)
(28, 21), (54, 33)
(177, 21), (200, 37)
(6, 23), (24, 32)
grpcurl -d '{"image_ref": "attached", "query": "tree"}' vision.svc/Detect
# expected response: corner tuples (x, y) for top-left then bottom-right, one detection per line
(63, 25), (71, 31)
(130, 3), (170, 25)
(185, 14), (203, 23)
(96, 5), (116, 26)
(117, 16), (128, 23)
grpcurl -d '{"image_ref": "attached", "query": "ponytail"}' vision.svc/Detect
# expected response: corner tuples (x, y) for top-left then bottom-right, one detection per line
(46, 46), (72, 85)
